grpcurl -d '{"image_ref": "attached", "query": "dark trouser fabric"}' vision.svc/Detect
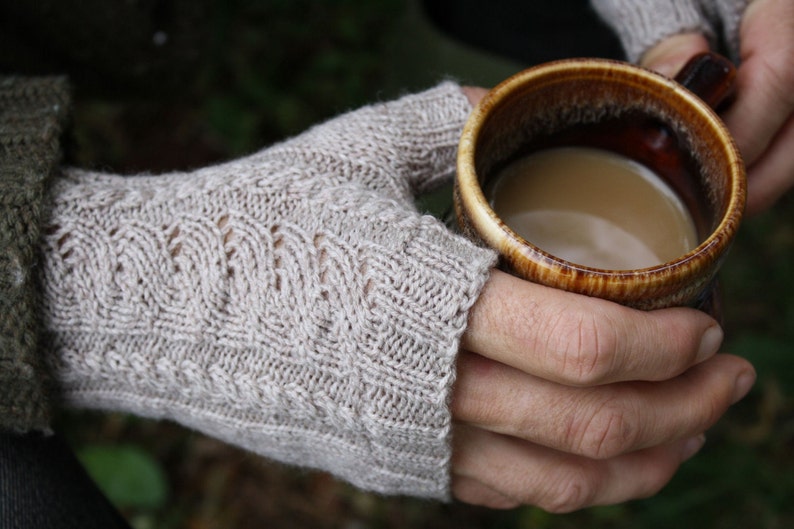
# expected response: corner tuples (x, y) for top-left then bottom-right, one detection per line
(0, 431), (131, 529)
(421, 0), (625, 65)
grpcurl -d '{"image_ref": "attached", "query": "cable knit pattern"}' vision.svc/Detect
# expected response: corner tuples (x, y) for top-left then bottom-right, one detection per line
(37, 82), (497, 499)
(591, 0), (750, 63)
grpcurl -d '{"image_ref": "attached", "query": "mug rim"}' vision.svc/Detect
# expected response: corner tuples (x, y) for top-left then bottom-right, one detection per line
(456, 57), (746, 293)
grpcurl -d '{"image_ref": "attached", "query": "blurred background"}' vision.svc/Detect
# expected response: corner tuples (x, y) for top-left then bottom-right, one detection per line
(4, 0), (793, 527)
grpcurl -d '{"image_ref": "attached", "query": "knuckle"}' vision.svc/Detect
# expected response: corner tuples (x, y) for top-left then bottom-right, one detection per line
(537, 463), (600, 513)
(753, 48), (794, 112)
(543, 308), (619, 386)
(570, 394), (638, 459)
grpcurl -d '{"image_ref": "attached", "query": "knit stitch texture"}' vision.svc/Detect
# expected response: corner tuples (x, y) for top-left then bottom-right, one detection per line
(591, 0), (750, 63)
(1, 76), (70, 432)
(37, 83), (497, 498)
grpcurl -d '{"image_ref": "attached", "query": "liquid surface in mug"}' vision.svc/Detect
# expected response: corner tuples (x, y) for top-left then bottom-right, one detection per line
(487, 147), (698, 270)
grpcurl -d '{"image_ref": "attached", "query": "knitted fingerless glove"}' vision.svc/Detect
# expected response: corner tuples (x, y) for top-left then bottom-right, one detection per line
(38, 82), (497, 499)
(590, 0), (750, 63)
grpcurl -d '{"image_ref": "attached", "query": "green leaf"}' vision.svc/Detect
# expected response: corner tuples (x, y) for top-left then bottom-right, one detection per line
(77, 444), (168, 511)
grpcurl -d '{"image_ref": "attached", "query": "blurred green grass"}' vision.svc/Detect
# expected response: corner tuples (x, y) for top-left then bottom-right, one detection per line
(57, 1), (793, 528)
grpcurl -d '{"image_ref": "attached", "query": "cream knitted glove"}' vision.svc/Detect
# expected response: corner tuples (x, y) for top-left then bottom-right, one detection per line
(590, 0), (750, 63)
(37, 82), (497, 499)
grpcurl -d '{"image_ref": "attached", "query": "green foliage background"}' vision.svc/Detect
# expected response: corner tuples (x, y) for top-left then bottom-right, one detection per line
(57, 1), (793, 527)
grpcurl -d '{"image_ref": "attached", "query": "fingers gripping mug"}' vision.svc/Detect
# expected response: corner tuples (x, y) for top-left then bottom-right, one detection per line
(454, 53), (746, 311)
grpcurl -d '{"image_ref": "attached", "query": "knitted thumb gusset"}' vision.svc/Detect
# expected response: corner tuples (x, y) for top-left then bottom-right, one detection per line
(38, 82), (497, 499)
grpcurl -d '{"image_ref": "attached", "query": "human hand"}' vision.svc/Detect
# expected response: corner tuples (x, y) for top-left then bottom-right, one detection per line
(640, 0), (794, 215)
(450, 270), (755, 511)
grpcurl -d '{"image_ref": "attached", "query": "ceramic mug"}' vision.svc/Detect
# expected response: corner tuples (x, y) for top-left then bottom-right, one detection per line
(454, 53), (746, 311)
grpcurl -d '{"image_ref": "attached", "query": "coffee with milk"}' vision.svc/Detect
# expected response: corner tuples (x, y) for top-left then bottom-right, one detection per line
(487, 147), (698, 270)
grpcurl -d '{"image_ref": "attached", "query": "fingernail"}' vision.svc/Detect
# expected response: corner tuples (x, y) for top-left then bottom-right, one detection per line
(696, 325), (723, 362)
(732, 370), (756, 404)
(681, 434), (706, 461)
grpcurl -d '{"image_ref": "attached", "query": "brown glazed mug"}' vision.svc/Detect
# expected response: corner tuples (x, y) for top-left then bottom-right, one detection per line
(454, 53), (746, 311)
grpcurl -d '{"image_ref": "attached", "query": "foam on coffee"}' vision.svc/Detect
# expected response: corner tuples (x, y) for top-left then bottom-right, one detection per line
(487, 147), (698, 270)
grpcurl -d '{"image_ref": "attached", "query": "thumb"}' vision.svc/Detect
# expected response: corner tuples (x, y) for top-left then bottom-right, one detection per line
(640, 33), (712, 77)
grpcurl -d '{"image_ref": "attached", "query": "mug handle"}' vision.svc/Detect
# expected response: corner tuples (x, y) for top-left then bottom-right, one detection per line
(673, 51), (736, 110)
(671, 52), (737, 318)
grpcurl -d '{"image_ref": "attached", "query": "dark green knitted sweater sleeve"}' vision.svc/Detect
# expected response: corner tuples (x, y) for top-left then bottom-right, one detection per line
(0, 76), (70, 432)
